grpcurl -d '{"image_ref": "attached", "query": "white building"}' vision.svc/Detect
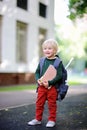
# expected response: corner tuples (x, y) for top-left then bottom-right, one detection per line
(0, 0), (55, 85)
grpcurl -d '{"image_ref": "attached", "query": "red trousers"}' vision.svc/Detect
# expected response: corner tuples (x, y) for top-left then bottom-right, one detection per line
(35, 86), (58, 122)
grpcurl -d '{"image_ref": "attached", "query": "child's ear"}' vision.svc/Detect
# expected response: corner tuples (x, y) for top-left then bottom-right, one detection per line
(54, 50), (57, 55)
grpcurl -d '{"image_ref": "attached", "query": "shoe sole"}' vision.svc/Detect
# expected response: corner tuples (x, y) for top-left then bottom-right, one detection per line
(46, 125), (55, 127)
(28, 122), (41, 125)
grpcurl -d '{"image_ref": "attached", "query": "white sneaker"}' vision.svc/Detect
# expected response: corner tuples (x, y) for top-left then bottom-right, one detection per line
(46, 121), (55, 127)
(28, 119), (41, 125)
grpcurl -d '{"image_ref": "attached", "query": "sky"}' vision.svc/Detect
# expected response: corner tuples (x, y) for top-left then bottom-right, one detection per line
(54, 0), (69, 24)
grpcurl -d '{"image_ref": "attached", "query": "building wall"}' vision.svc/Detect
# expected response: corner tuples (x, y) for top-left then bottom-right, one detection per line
(0, 0), (55, 85)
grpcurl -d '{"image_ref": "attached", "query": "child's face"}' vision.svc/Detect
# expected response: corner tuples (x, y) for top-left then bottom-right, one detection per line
(42, 43), (56, 59)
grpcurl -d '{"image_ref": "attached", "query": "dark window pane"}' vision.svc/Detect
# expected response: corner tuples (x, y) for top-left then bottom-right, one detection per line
(17, 0), (27, 10)
(39, 2), (47, 18)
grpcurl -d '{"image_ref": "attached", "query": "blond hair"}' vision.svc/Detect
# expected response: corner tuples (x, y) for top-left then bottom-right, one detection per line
(42, 39), (58, 54)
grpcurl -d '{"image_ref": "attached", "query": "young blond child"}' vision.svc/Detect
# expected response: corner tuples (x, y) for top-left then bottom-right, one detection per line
(28, 39), (62, 127)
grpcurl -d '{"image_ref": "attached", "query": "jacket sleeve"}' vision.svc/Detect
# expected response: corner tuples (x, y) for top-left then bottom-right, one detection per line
(48, 62), (62, 86)
(35, 63), (40, 81)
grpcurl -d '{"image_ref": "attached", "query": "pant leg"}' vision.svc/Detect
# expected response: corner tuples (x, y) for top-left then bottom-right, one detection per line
(35, 86), (47, 121)
(47, 86), (58, 122)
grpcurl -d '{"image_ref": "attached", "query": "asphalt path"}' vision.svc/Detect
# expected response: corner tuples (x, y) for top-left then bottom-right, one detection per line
(0, 90), (37, 110)
(0, 84), (87, 130)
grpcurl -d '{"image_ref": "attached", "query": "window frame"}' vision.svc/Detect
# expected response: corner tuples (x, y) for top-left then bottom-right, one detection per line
(16, 21), (27, 63)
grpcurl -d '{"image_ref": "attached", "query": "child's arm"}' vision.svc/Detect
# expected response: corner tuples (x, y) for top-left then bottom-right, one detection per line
(35, 63), (45, 86)
(35, 64), (41, 83)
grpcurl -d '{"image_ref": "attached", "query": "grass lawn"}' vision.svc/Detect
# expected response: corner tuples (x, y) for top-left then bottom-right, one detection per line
(0, 76), (87, 92)
(68, 75), (87, 85)
(0, 84), (36, 92)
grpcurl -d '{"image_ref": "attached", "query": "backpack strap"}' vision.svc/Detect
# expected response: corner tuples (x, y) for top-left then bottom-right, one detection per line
(39, 57), (46, 76)
(53, 57), (61, 69)
(55, 58), (67, 83)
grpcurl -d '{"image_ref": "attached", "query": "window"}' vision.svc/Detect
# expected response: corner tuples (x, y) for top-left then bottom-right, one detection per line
(39, 28), (47, 58)
(16, 21), (27, 63)
(0, 16), (2, 63)
(17, 0), (27, 10)
(39, 2), (47, 18)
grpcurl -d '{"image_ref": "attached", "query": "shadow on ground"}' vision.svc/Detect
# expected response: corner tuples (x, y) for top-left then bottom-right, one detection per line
(0, 92), (87, 130)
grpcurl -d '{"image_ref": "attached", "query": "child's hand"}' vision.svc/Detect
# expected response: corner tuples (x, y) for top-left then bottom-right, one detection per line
(43, 81), (49, 88)
(37, 79), (43, 86)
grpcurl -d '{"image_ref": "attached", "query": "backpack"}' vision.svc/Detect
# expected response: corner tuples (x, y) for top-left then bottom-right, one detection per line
(39, 57), (69, 101)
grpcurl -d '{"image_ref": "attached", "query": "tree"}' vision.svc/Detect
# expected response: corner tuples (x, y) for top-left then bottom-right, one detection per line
(55, 23), (87, 71)
(68, 0), (87, 20)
